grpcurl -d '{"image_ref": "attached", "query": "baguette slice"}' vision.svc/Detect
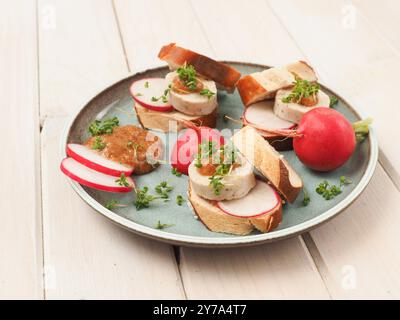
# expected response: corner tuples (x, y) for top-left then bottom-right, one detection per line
(158, 43), (241, 93)
(232, 126), (302, 203)
(188, 182), (282, 235)
(237, 61), (317, 106)
(134, 102), (217, 132)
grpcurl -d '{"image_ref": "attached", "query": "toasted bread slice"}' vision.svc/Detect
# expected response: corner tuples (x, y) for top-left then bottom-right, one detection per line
(134, 102), (217, 132)
(158, 43), (241, 93)
(237, 61), (318, 106)
(232, 126), (302, 203)
(188, 183), (282, 235)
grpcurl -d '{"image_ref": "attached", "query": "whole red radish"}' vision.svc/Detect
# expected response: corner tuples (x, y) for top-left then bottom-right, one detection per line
(170, 123), (224, 175)
(293, 108), (356, 171)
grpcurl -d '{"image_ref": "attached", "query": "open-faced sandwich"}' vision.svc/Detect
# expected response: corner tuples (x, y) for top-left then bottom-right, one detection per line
(188, 126), (303, 235)
(236, 61), (334, 150)
(60, 117), (164, 193)
(131, 43), (241, 132)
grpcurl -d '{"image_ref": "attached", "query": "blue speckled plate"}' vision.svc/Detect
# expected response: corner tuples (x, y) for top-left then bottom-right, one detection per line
(61, 63), (378, 247)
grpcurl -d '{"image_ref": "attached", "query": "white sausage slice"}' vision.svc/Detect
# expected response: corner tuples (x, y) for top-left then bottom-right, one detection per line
(274, 89), (330, 124)
(165, 71), (218, 116)
(188, 156), (256, 201)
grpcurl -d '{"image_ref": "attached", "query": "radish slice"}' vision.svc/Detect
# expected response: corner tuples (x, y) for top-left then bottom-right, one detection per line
(130, 78), (173, 112)
(217, 180), (281, 218)
(60, 158), (135, 193)
(67, 143), (133, 177)
(244, 101), (296, 130)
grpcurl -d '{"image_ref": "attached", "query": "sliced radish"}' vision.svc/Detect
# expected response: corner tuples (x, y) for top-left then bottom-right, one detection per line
(60, 158), (135, 193)
(67, 143), (133, 177)
(217, 180), (281, 218)
(244, 100), (296, 130)
(130, 78), (173, 112)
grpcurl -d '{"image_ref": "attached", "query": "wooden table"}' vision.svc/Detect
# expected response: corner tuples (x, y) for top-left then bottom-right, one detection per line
(2, 0), (400, 299)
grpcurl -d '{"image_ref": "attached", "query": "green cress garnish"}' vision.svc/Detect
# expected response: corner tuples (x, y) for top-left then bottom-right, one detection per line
(89, 117), (119, 136)
(171, 167), (182, 177)
(329, 95), (338, 108)
(200, 88), (216, 100)
(155, 220), (174, 230)
(177, 63), (198, 90)
(115, 173), (130, 187)
(315, 176), (352, 200)
(176, 195), (185, 206)
(282, 79), (320, 104)
(92, 136), (106, 150)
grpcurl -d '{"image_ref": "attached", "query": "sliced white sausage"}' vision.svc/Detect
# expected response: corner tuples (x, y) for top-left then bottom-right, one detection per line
(188, 157), (256, 201)
(274, 89), (330, 124)
(165, 71), (218, 116)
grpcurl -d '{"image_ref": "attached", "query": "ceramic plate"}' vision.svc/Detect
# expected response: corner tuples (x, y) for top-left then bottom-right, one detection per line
(61, 62), (378, 248)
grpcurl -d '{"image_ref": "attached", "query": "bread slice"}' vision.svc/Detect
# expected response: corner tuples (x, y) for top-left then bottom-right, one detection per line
(232, 126), (302, 203)
(134, 102), (217, 132)
(237, 61), (318, 106)
(188, 183), (282, 235)
(158, 43), (241, 93)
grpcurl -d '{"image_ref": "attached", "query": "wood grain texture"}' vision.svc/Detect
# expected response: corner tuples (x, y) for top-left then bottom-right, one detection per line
(38, 0), (184, 299)
(352, 0), (400, 53)
(190, 0), (302, 65)
(113, 0), (213, 72)
(268, 0), (400, 298)
(0, 0), (43, 299)
(309, 166), (400, 299)
(180, 238), (330, 299)
(41, 117), (184, 299)
(38, 0), (128, 118)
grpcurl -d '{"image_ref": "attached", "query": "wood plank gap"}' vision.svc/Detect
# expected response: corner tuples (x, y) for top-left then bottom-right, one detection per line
(111, 0), (131, 72)
(379, 151), (400, 191)
(264, 0), (312, 63)
(301, 233), (334, 299)
(35, 0), (46, 299)
(173, 246), (188, 300)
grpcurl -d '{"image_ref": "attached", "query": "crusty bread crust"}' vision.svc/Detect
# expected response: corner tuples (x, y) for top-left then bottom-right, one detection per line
(236, 75), (268, 106)
(188, 183), (282, 235)
(158, 43), (241, 93)
(134, 102), (217, 132)
(232, 126), (302, 203)
(237, 61), (318, 106)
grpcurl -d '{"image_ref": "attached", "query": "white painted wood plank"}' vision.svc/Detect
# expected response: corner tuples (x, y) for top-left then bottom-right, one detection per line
(38, 0), (184, 299)
(268, 0), (400, 178)
(309, 166), (400, 299)
(114, 0), (213, 72)
(267, 0), (400, 298)
(180, 238), (330, 299)
(114, 0), (330, 299)
(0, 0), (43, 299)
(190, 0), (302, 65)
(352, 0), (400, 53)
(38, 0), (129, 118)
(41, 117), (184, 299)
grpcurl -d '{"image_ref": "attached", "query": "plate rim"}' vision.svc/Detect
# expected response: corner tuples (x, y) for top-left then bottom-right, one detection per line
(60, 62), (379, 248)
